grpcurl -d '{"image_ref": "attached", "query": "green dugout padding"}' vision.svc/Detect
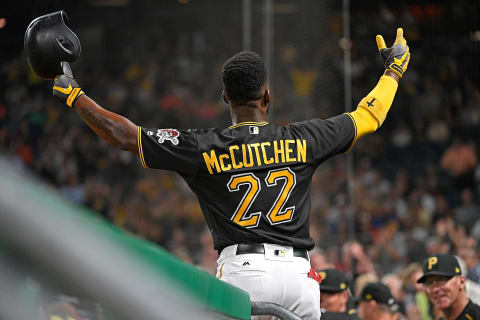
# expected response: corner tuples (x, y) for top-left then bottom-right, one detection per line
(102, 222), (252, 319)
(0, 163), (251, 320)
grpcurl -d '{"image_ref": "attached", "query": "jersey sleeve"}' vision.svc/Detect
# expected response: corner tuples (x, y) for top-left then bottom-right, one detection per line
(137, 126), (199, 176)
(289, 114), (355, 165)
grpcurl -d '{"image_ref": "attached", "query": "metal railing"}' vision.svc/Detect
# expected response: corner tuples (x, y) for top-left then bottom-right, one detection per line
(251, 302), (303, 320)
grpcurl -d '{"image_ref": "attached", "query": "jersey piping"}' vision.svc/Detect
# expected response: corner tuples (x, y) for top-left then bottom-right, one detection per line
(137, 126), (148, 168)
(228, 121), (269, 129)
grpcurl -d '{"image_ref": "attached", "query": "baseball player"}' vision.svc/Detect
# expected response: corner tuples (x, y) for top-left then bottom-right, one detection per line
(319, 268), (360, 320)
(417, 254), (480, 320)
(358, 282), (401, 320)
(50, 28), (410, 319)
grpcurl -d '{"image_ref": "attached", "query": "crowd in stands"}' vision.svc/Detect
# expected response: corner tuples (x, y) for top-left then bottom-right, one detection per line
(1, 2), (479, 319)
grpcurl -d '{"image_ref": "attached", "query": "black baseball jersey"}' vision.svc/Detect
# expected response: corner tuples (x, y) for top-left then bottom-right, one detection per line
(457, 300), (480, 320)
(138, 115), (355, 251)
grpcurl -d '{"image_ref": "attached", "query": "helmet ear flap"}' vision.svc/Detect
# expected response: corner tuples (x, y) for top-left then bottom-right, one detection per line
(24, 10), (81, 79)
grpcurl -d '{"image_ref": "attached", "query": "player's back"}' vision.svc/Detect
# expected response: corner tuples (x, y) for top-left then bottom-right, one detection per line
(188, 116), (354, 251)
(139, 115), (354, 251)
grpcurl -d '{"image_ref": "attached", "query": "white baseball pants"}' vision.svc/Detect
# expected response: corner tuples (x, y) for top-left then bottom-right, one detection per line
(216, 244), (320, 320)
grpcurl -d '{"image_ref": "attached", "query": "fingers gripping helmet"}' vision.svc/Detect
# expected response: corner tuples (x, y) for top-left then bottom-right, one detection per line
(24, 11), (81, 79)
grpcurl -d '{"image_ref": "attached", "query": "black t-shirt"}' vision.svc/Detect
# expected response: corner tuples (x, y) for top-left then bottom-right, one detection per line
(139, 115), (355, 251)
(457, 300), (480, 320)
(320, 311), (360, 320)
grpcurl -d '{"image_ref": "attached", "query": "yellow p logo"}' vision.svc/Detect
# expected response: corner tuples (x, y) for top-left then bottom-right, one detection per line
(428, 257), (438, 270)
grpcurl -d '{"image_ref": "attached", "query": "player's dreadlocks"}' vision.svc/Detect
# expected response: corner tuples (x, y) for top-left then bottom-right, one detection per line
(222, 51), (267, 104)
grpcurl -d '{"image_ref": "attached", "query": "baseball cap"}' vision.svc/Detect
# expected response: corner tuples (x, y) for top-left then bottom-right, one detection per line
(359, 282), (398, 310)
(417, 254), (462, 283)
(319, 269), (348, 293)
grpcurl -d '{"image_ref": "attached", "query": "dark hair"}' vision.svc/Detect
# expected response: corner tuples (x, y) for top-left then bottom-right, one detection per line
(222, 51), (267, 103)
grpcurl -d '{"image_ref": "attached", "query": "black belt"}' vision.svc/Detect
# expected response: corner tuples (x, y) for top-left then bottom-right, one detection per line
(235, 244), (309, 260)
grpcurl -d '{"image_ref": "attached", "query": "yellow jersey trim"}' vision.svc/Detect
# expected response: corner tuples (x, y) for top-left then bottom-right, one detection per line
(228, 121), (269, 129)
(137, 126), (148, 168)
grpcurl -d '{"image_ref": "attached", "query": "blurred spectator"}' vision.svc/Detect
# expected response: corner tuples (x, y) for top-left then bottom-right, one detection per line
(457, 245), (480, 284)
(440, 138), (477, 197)
(354, 273), (379, 297)
(341, 241), (375, 277)
(382, 273), (407, 316)
(453, 188), (480, 231)
(319, 268), (360, 319)
(358, 282), (401, 320)
(195, 227), (219, 275)
(370, 221), (407, 273)
(400, 263), (429, 320)
(310, 248), (333, 271)
(456, 255), (480, 305)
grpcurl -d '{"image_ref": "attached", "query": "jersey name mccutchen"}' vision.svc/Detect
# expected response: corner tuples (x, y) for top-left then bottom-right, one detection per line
(202, 139), (307, 174)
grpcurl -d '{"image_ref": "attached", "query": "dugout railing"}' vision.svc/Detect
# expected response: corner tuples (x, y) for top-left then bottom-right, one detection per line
(0, 155), (301, 320)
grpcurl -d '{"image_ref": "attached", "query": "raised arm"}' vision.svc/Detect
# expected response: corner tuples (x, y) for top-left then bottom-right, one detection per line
(53, 62), (139, 154)
(346, 28), (410, 144)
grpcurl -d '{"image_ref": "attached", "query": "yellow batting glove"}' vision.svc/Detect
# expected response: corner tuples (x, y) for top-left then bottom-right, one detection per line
(53, 62), (84, 107)
(376, 28), (411, 78)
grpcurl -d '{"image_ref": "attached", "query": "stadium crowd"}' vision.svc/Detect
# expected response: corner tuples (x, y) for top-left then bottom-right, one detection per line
(1, 1), (479, 319)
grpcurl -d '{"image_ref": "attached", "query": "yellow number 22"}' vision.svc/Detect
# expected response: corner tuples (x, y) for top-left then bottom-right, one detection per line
(228, 168), (296, 228)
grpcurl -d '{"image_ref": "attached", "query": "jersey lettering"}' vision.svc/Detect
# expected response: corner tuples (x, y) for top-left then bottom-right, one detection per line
(202, 139), (307, 174)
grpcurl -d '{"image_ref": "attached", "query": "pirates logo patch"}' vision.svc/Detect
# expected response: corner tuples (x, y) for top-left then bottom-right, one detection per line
(155, 129), (180, 145)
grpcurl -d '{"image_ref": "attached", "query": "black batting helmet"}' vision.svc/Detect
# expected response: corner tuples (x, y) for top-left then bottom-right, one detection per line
(24, 11), (81, 79)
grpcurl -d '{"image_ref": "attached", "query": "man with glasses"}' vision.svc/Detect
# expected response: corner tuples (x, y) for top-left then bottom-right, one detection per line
(417, 254), (480, 320)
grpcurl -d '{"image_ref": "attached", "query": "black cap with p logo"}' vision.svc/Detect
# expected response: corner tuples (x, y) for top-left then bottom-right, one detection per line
(417, 254), (462, 283)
